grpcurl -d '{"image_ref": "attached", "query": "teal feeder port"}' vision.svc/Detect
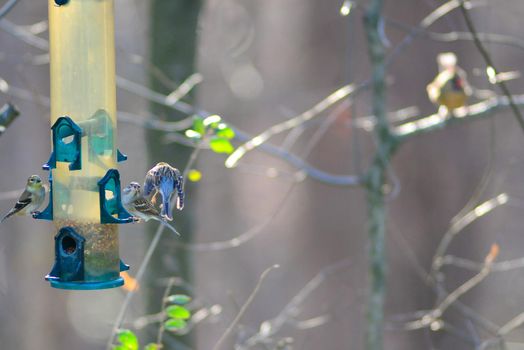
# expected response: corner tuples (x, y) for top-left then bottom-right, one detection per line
(44, 111), (121, 171)
(44, 116), (83, 171)
(46, 227), (130, 290)
(99, 169), (134, 224)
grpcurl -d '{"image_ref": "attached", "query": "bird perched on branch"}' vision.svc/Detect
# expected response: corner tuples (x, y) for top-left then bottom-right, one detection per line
(427, 52), (471, 114)
(1, 175), (45, 223)
(122, 182), (180, 236)
(143, 162), (184, 221)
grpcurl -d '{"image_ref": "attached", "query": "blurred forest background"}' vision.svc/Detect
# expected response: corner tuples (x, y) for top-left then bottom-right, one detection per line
(1, 0), (524, 349)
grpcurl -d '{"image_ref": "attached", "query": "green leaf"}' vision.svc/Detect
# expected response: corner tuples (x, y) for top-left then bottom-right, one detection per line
(165, 318), (188, 331)
(185, 129), (202, 140)
(112, 346), (127, 350)
(144, 344), (160, 350)
(203, 114), (222, 126)
(216, 125), (235, 139)
(166, 294), (192, 305)
(209, 137), (234, 154)
(192, 116), (205, 135)
(166, 305), (191, 320)
(187, 170), (202, 183)
(116, 329), (138, 350)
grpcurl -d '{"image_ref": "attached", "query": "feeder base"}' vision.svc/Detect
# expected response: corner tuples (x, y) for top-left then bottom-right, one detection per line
(48, 277), (124, 290)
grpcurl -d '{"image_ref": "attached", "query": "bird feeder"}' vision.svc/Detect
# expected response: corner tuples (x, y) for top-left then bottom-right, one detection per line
(35, 0), (132, 289)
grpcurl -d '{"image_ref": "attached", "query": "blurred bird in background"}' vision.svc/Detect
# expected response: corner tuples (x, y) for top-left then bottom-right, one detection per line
(1, 175), (45, 222)
(122, 182), (180, 236)
(427, 52), (471, 115)
(143, 162), (184, 221)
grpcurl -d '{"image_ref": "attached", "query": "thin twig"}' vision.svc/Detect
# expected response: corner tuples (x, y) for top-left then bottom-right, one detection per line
(224, 84), (363, 168)
(212, 265), (279, 350)
(401, 245), (499, 331)
(442, 255), (524, 273)
(387, 17), (524, 53)
(385, 0), (487, 67)
(388, 223), (501, 335)
(106, 218), (168, 350)
(164, 73), (203, 106)
(498, 312), (524, 336)
(238, 259), (352, 349)
(155, 277), (177, 346)
(458, 0), (524, 134)
(430, 193), (508, 276)
(0, 0), (20, 22)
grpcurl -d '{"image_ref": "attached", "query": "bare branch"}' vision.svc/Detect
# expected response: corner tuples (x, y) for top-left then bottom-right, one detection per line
(0, 0), (19, 21)
(224, 84), (361, 168)
(212, 265), (280, 350)
(430, 194), (508, 276)
(165, 73), (203, 106)
(237, 259), (352, 349)
(395, 96), (524, 138)
(401, 245), (499, 331)
(442, 255), (524, 273)
(458, 0), (524, 134)
(0, 19), (49, 51)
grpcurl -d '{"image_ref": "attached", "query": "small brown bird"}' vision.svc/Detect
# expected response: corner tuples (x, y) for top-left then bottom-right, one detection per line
(1, 175), (45, 222)
(143, 162), (184, 221)
(427, 52), (471, 113)
(122, 182), (180, 236)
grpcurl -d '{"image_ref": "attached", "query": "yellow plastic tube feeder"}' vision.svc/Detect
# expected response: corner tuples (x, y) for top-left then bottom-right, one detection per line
(36, 0), (133, 290)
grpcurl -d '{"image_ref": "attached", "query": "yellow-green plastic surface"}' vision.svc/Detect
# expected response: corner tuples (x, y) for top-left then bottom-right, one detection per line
(48, 0), (121, 288)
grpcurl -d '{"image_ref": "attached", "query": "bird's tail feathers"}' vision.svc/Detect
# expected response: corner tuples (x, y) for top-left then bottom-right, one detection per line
(152, 218), (180, 236)
(0, 209), (15, 223)
(161, 199), (173, 221)
(176, 195), (184, 211)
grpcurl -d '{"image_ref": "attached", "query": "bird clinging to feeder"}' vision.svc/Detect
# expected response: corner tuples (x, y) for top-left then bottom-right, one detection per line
(122, 182), (180, 236)
(426, 52), (471, 115)
(1, 175), (45, 222)
(143, 162), (185, 221)
(122, 182), (162, 222)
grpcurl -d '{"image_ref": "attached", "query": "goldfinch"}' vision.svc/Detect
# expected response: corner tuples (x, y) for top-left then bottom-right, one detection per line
(427, 52), (471, 112)
(1, 175), (45, 222)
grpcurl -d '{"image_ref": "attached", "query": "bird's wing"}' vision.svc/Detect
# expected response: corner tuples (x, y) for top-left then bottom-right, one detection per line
(173, 168), (185, 210)
(456, 67), (472, 95)
(143, 171), (157, 197)
(1, 190), (32, 222)
(13, 190), (33, 212)
(134, 197), (161, 217)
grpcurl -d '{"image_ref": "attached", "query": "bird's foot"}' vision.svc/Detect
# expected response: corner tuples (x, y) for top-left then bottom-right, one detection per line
(162, 214), (173, 222)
